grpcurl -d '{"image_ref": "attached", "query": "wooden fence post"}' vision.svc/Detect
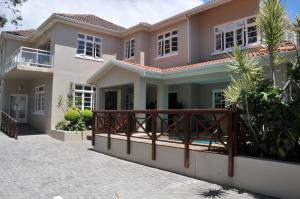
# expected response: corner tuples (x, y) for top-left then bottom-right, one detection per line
(227, 111), (235, 177)
(184, 112), (190, 168)
(92, 112), (96, 146)
(107, 113), (111, 150)
(151, 111), (157, 160)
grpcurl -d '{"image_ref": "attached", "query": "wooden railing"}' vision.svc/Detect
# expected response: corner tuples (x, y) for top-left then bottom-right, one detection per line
(92, 109), (237, 177)
(0, 111), (18, 139)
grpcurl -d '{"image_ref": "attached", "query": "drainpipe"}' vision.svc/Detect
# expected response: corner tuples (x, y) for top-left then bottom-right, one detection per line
(185, 15), (191, 64)
(140, 51), (145, 65)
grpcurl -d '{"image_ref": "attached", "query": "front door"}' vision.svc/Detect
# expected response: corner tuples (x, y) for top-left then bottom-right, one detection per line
(10, 94), (28, 123)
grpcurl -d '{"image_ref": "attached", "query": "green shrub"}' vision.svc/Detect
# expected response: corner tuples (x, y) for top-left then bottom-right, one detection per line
(55, 120), (67, 130)
(81, 109), (93, 129)
(64, 109), (81, 122)
(82, 109), (92, 119)
(67, 118), (85, 131)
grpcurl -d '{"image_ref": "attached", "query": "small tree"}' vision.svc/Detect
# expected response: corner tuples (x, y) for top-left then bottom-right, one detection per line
(257, 0), (287, 86)
(67, 82), (75, 109)
(224, 46), (263, 142)
(0, 0), (27, 28)
(295, 15), (300, 37)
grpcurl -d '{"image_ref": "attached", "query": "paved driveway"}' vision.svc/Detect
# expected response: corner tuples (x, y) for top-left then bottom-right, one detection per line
(0, 133), (271, 199)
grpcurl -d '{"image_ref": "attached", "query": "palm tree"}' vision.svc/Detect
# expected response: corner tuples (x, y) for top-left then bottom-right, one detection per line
(224, 46), (263, 142)
(257, 0), (287, 87)
(295, 15), (300, 40)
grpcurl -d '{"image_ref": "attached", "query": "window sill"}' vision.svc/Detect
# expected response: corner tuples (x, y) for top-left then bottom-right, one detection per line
(75, 55), (104, 62)
(32, 111), (45, 115)
(155, 52), (178, 60)
(211, 43), (261, 56)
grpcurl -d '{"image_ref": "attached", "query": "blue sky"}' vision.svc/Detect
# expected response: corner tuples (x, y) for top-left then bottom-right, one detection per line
(0, 0), (299, 31)
(285, 0), (300, 21)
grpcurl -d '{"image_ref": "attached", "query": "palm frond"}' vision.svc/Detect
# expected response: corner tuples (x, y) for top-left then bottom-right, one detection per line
(257, 0), (287, 50)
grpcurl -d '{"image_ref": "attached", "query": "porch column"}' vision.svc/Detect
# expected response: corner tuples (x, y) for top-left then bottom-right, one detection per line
(134, 78), (146, 110)
(96, 87), (106, 110)
(157, 84), (169, 110)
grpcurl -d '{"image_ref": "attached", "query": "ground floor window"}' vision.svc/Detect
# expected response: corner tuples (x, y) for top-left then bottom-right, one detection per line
(34, 85), (45, 114)
(75, 84), (96, 110)
(212, 89), (226, 109)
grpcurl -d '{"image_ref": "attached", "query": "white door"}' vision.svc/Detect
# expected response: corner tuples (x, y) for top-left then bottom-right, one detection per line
(10, 94), (28, 123)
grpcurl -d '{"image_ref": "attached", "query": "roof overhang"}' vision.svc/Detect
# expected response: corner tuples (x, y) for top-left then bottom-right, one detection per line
(87, 49), (298, 85)
(87, 59), (162, 85)
(87, 59), (231, 85)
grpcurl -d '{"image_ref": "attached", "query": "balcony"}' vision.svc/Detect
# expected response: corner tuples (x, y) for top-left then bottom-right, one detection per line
(2, 47), (54, 80)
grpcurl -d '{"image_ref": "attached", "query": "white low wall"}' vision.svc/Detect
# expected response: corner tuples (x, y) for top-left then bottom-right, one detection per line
(49, 130), (91, 142)
(94, 135), (300, 199)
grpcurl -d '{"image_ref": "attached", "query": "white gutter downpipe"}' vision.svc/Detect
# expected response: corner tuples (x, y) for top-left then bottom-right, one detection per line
(186, 15), (191, 64)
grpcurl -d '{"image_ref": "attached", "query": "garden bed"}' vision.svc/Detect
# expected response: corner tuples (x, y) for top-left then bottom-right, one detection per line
(49, 129), (91, 142)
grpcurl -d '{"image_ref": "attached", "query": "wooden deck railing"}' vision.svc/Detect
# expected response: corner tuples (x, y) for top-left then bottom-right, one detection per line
(0, 111), (18, 139)
(92, 109), (237, 177)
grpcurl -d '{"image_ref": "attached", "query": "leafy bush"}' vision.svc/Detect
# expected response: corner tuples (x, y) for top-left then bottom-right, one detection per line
(82, 109), (92, 120)
(81, 109), (93, 128)
(55, 82), (92, 132)
(55, 120), (67, 131)
(224, 47), (300, 163)
(64, 109), (81, 122)
(67, 118), (85, 131)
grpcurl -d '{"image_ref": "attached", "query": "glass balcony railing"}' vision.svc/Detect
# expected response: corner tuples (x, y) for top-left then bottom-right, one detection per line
(3, 47), (54, 74)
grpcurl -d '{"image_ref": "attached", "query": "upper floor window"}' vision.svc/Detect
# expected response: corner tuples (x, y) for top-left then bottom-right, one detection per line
(77, 33), (102, 59)
(157, 30), (178, 57)
(34, 85), (45, 114)
(214, 16), (258, 53)
(75, 84), (96, 110)
(124, 39), (135, 59)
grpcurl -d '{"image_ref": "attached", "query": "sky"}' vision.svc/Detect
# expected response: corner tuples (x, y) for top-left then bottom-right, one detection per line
(0, 0), (299, 31)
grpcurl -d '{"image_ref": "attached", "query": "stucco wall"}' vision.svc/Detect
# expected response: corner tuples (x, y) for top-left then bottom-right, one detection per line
(94, 135), (300, 199)
(191, 82), (229, 108)
(148, 21), (189, 68)
(49, 23), (121, 129)
(27, 76), (53, 132)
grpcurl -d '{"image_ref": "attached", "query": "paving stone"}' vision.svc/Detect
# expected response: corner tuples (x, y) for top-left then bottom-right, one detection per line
(0, 133), (272, 199)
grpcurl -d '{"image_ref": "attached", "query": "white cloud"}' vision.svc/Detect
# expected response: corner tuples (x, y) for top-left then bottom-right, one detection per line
(0, 0), (205, 31)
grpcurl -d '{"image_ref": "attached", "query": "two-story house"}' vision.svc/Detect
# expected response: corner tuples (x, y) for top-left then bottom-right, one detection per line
(0, 0), (297, 134)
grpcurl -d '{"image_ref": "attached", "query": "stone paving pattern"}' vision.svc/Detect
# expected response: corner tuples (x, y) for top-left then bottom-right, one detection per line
(0, 133), (272, 199)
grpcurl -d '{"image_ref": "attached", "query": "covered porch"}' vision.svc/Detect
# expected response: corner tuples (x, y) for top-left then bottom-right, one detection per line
(88, 59), (231, 112)
(0, 72), (53, 133)
(88, 59), (237, 175)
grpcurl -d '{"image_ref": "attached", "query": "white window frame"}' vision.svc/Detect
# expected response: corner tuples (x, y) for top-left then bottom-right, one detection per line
(74, 84), (96, 110)
(212, 89), (226, 109)
(76, 33), (103, 59)
(156, 29), (178, 58)
(213, 15), (259, 54)
(124, 38), (135, 60)
(34, 85), (45, 114)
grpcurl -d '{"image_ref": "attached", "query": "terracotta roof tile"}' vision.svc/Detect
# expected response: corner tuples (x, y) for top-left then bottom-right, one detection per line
(123, 42), (297, 73)
(56, 13), (126, 32)
(4, 29), (35, 37)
